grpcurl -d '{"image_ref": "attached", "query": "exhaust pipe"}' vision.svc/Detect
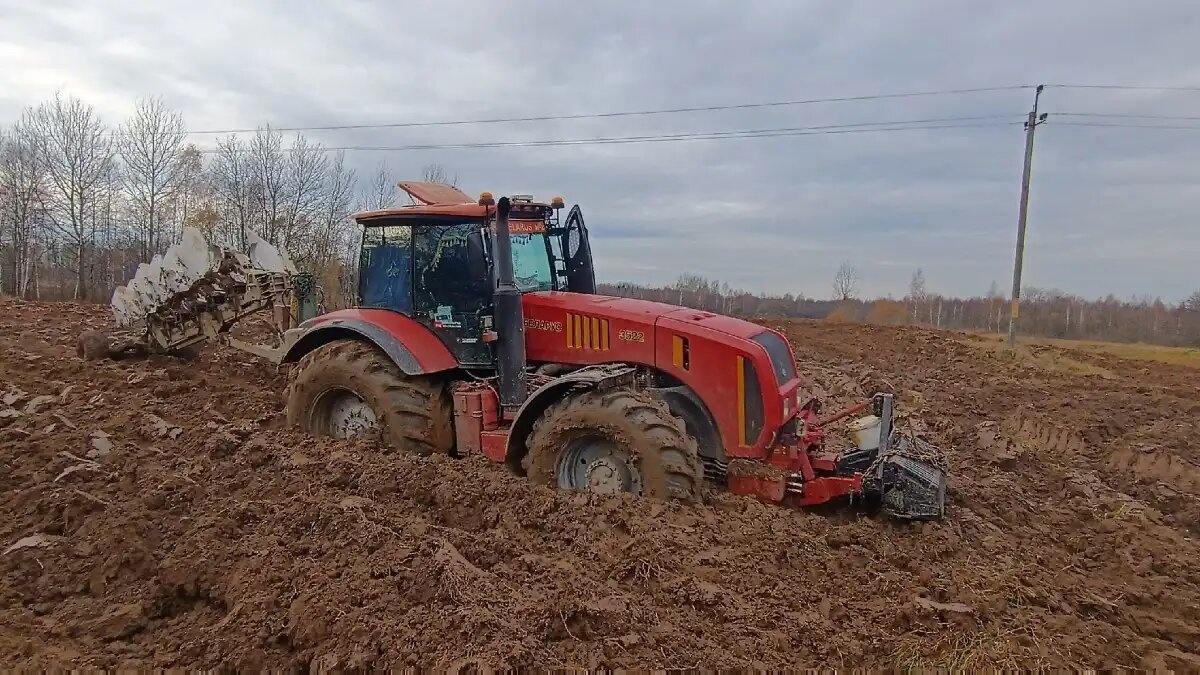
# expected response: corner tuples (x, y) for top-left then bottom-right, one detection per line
(491, 196), (528, 409)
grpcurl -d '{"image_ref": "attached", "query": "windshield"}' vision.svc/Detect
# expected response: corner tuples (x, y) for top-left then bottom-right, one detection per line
(752, 330), (798, 384)
(500, 218), (555, 292)
(510, 232), (553, 291)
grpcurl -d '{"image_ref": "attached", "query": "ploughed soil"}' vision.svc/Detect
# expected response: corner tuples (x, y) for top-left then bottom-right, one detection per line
(2, 298), (1198, 670)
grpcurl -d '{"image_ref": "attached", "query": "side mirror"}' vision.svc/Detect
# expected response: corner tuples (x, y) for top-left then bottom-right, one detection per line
(466, 230), (491, 293)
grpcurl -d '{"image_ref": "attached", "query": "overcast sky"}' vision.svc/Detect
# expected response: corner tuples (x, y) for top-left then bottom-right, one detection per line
(2, 1), (1197, 301)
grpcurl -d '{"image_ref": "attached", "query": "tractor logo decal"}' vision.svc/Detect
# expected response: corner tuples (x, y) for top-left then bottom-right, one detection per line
(489, 219), (546, 235)
(565, 313), (611, 351)
(524, 318), (563, 333)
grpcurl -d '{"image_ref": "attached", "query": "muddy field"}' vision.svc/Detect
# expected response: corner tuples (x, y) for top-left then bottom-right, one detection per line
(2, 298), (1199, 669)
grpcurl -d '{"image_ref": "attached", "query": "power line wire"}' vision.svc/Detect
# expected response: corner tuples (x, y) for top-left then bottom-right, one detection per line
(1046, 83), (1200, 92)
(468, 114), (1017, 142)
(1052, 121), (1200, 130)
(179, 85), (1033, 136)
(193, 118), (1022, 153)
(1055, 112), (1200, 121)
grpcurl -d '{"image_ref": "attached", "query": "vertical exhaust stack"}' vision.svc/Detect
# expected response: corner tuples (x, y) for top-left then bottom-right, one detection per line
(492, 196), (528, 409)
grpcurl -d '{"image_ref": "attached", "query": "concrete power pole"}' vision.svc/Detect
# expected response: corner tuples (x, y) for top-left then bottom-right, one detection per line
(1007, 85), (1049, 347)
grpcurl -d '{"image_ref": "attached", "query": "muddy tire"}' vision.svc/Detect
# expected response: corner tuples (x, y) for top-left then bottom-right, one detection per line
(523, 388), (703, 501)
(286, 339), (453, 454)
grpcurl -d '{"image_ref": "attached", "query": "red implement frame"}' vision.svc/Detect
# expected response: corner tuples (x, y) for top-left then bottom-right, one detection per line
(451, 382), (878, 509)
(726, 397), (876, 507)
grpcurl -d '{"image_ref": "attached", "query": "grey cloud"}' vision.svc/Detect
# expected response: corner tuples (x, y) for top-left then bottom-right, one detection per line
(1, 0), (1197, 300)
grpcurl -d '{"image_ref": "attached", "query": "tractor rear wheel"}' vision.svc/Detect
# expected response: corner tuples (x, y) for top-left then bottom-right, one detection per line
(523, 388), (703, 501)
(286, 339), (453, 454)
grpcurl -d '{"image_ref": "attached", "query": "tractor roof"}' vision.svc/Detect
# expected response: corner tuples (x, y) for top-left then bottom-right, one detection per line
(353, 180), (553, 224)
(355, 203), (492, 222)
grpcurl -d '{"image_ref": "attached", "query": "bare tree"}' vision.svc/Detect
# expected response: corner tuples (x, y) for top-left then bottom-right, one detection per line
(313, 151), (358, 305)
(209, 135), (253, 248)
(280, 134), (328, 250)
(406, 162), (460, 204)
(171, 145), (205, 234)
(832, 261), (859, 301)
(421, 162), (457, 187)
(907, 268), (928, 322)
(1179, 291), (1200, 345)
(301, 150), (357, 265)
(0, 116), (47, 297)
(29, 94), (115, 299)
(1186, 291), (1200, 313)
(0, 129), (12, 295)
(88, 159), (123, 293)
(364, 161), (395, 210)
(119, 97), (185, 260)
(986, 280), (1003, 332)
(249, 126), (285, 244)
(0, 129), (7, 293)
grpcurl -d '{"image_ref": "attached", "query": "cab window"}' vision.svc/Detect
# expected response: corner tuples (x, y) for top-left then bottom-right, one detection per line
(510, 232), (555, 291)
(359, 225), (412, 313)
(413, 223), (487, 320)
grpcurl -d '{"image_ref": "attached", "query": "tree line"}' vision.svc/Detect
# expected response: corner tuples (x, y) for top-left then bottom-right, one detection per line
(0, 93), (445, 306)
(600, 270), (1200, 347)
(4, 94), (1196, 347)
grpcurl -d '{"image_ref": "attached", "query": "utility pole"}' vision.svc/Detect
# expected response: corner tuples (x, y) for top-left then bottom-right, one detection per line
(1008, 84), (1049, 347)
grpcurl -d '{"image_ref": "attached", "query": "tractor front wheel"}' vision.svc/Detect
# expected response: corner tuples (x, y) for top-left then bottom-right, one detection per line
(286, 339), (453, 454)
(523, 388), (703, 501)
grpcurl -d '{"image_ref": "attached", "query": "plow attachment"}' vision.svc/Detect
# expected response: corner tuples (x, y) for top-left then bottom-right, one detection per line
(726, 393), (949, 520)
(862, 433), (948, 520)
(84, 228), (314, 361)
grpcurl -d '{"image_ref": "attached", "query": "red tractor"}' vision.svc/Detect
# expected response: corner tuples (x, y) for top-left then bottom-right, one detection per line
(272, 182), (945, 518)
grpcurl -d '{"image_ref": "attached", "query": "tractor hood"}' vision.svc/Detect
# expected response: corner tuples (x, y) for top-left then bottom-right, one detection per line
(520, 292), (803, 457)
(522, 292), (767, 341)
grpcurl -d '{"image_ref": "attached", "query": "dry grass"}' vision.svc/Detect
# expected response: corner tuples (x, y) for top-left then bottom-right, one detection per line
(890, 627), (1040, 671)
(1033, 336), (1200, 368)
(962, 332), (1200, 371)
(959, 334), (1115, 378)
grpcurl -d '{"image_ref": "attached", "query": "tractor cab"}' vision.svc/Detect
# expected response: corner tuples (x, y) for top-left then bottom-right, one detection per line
(354, 182), (595, 366)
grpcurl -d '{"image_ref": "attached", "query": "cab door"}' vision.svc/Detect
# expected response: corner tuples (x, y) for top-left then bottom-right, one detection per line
(359, 224), (414, 314)
(562, 205), (596, 294)
(412, 223), (493, 366)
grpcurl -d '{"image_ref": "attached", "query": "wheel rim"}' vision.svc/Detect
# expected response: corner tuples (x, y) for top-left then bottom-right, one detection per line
(314, 388), (378, 439)
(555, 435), (643, 495)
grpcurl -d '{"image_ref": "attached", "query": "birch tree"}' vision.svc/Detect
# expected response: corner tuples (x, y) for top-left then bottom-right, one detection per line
(908, 268), (928, 323)
(314, 151), (357, 265)
(280, 135), (327, 250)
(210, 135), (253, 247)
(119, 97), (185, 260)
(171, 145), (207, 235)
(315, 151), (358, 306)
(0, 117), (46, 297)
(249, 126), (285, 244)
(30, 94), (115, 299)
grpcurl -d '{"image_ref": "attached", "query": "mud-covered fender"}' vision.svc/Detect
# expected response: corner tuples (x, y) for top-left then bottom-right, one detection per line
(281, 308), (458, 375)
(650, 385), (725, 463)
(503, 364), (637, 474)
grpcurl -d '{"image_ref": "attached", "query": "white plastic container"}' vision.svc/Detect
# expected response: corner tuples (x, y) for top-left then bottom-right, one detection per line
(848, 415), (882, 451)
